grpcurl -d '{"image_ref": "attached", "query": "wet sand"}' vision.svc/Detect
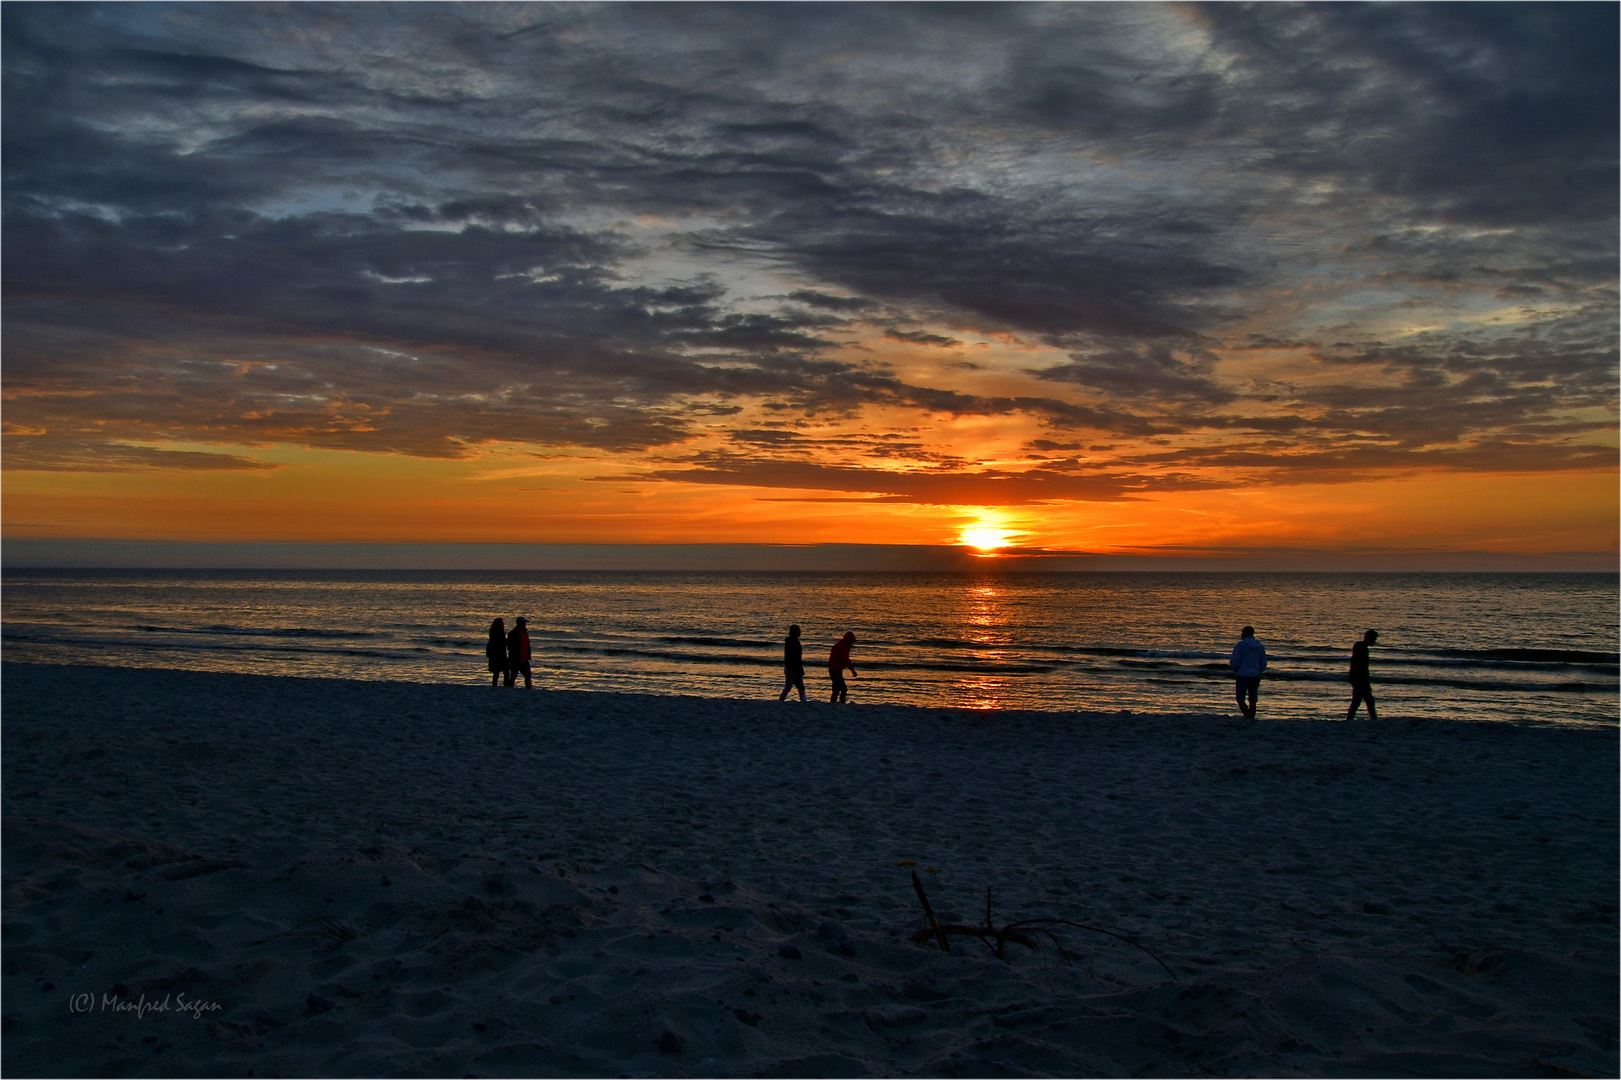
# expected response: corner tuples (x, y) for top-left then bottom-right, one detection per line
(3, 662), (1616, 1077)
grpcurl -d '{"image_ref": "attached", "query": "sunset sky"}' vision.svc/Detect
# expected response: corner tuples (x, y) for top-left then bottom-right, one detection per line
(4, 3), (1617, 566)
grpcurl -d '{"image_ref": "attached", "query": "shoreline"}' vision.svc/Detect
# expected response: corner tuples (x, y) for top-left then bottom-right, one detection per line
(4, 662), (1616, 1076)
(6, 656), (1616, 732)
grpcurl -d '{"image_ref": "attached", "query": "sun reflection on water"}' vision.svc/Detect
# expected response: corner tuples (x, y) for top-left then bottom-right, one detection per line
(955, 580), (1012, 709)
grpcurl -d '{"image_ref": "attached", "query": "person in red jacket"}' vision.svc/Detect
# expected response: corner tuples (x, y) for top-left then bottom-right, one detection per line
(828, 631), (857, 703)
(505, 617), (532, 688)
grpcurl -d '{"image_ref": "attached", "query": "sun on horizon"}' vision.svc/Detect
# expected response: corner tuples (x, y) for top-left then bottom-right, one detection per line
(958, 525), (1014, 554)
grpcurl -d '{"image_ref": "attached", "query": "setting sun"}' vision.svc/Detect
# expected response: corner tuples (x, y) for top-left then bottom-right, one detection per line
(959, 525), (1012, 552)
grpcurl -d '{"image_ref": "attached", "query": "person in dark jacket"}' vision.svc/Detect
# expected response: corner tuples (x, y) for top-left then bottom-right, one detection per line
(486, 618), (507, 687)
(506, 617), (532, 688)
(1346, 629), (1379, 720)
(828, 631), (857, 704)
(778, 624), (807, 702)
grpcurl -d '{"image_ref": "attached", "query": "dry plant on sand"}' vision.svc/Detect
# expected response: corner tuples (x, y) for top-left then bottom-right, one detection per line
(248, 911), (360, 949)
(909, 870), (1176, 979)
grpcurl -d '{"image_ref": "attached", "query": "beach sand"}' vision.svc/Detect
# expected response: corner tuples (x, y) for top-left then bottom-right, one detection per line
(3, 661), (1615, 1077)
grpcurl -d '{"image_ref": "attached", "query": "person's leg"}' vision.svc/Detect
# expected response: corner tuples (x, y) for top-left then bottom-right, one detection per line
(1347, 683), (1368, 720)
(1244, 677), (1259, 717)
(1364, 686), (1376, 721)
(830, 672), (845, 703)
(779, 671), (791, 701)
(795, 673), (806, 702)
(522, 663), (532, 689)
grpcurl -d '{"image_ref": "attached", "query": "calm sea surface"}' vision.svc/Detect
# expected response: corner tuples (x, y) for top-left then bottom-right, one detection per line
(3, 570), (1615, 726)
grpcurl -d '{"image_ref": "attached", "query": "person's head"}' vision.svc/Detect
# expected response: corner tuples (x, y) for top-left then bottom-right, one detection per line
(788, 624), (800, 638)
(515, 617), (527, 629)
(489, 618), (504, 635)
(841, 631), (856, 643)
(1240, 626), (1254, 638)
(1364, 629), (1379, 644)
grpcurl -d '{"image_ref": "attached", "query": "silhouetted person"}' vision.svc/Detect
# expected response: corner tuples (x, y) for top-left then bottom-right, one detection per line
(1230, 625), (1267, 718)
(828, 632), (857, 703)
(1347, 629), (1379, 720)
(778, 624), (807, 702)
(506, 617), (532, 689)
(486, 618), (507, 687)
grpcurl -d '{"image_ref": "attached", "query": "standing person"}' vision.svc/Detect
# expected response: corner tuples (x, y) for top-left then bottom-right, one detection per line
(506, 617), (533, 689)
(485, 618), (507, 687)
(1230, 625), (1267, 719)
(828, 631), (857, 704)
(1346, 629), (1379, 720)
(778, 624), (807, 702)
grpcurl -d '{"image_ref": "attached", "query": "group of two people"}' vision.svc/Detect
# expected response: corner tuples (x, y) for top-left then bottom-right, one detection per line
(485, 617), (533, 688)
(776, 625), (859, 704)
(1230, 626), (1381, 721)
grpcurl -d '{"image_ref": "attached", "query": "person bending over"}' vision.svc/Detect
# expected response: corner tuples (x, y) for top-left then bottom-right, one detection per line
(828, 632), (857, 704)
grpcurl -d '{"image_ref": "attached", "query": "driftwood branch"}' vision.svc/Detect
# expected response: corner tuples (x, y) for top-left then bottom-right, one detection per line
(910, 870), (950, 953)
(909, 875), (1176, 980)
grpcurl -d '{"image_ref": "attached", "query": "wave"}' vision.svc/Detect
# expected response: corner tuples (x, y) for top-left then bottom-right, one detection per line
(1149, 665), (1616, 694)
(1069, 646), (1221, 660)
(543, 643), (1056, 674)
(6, 633), (412, 661)
(1377, 657), (1619, 674)
(133, 624), (381, 640)
(1428, 647), (1619, 665)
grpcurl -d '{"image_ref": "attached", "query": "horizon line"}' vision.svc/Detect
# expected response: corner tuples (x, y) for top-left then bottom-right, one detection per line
(2, 539), (1614, 573)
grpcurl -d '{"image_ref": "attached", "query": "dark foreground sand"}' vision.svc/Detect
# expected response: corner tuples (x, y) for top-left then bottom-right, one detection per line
(2, 662), (1616, 1077)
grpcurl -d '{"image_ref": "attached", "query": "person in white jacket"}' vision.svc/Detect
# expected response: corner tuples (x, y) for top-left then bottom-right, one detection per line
(1230, 625), (1268, 719)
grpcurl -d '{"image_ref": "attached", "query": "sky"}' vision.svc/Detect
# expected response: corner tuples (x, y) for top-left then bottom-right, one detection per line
(4, 2), (1617, 567)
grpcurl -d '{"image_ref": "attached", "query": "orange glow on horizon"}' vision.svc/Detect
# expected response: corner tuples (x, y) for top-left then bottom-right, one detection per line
(2, 442), (1616, 566)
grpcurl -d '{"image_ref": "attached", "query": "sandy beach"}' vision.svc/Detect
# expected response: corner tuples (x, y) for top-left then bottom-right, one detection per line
(3, 661), (1616, 1077)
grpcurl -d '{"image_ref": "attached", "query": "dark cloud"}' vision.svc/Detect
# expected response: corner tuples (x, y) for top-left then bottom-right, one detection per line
(0, 437), (279, 473)
(1200, 2), (1619, 228)
(786, 290), (875, 312)
(637, 454), (1223, 506)
(2, 2), (1612, 491)
(883, 328), (962, 349)
(1032, 343), (1234, 404)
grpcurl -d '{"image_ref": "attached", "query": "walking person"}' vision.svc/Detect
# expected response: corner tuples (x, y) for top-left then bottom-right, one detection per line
(506, 617), (533, 689)
(1230, 625), (1267, 718)
(485, 618), (507, 687)
(1346, 629), (1379, 720)
(828, 631), (857, 703)
(778, 624), (807, 702)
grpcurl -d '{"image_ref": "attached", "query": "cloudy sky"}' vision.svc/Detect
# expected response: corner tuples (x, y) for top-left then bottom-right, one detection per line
(4, 2), (1616, 561)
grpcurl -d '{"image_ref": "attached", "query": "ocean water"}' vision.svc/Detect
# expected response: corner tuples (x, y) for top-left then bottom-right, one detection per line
(2, 570), (1615, 726)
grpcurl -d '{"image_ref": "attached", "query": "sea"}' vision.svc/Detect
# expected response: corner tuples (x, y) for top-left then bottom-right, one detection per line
(2, 570), (1615, 727)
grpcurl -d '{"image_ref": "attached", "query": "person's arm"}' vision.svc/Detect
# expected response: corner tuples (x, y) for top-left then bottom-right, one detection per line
(1258, 644), (1267, 672)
